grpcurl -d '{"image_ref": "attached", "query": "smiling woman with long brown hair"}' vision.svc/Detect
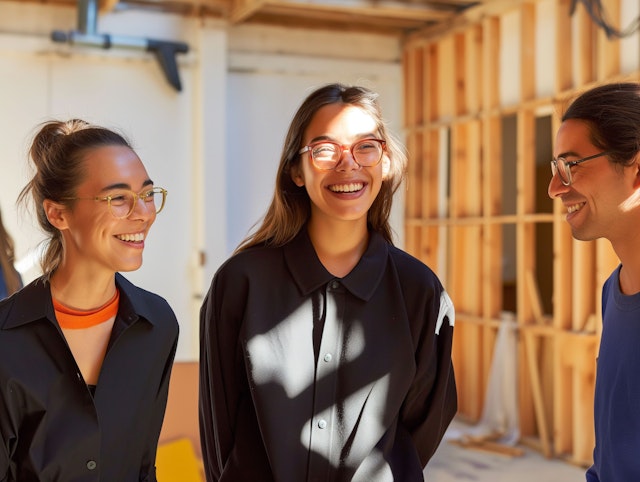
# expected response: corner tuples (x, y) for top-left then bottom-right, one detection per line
(199, 83), (457, 482)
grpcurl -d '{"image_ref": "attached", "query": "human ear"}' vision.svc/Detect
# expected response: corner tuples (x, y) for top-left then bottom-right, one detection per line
(290, 164), (305, 187)
(43, 199), (70, 230)
(633, 154), (640, 190)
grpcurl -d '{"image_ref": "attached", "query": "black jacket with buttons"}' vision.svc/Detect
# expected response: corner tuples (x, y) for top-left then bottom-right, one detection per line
(0, 273), (179, 481)
(199, 228), (457, 481)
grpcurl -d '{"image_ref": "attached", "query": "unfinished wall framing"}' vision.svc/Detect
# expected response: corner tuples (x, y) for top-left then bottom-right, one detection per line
(402, 0), (640, 466)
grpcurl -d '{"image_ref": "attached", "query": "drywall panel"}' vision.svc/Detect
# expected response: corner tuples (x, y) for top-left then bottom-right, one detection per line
(228, 24), (401, 62)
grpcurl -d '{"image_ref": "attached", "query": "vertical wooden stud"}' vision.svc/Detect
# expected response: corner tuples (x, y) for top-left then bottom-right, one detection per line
(574, 0), (596, 86)
(572, 241), (595, 331)
(482, 16), (500, 112)
(595, 0), (620, 81)
(521, 2), (536, 102)
(556, 0), (573, 93)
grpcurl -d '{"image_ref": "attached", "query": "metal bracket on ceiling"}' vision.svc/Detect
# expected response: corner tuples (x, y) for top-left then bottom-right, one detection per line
(51, 0), (189, 92)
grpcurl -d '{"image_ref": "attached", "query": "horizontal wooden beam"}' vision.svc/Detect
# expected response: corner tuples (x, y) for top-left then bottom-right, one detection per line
(230, 0), (265, 23)
(9, 0), (496, 31)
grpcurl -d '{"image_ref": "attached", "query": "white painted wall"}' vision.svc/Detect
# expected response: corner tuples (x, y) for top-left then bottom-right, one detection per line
(0, 3), (403, 360)
(0, 5), (215, 360)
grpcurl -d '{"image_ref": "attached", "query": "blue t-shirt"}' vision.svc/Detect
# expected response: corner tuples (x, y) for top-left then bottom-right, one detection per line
(587, 265), (640, 481)
(0, 269), (9, 300)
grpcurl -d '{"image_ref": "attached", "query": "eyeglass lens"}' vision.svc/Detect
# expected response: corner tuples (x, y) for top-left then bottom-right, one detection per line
(108, 189), (166, 218)
(551, 159), (570, 185)
(310, 139), (383, 169)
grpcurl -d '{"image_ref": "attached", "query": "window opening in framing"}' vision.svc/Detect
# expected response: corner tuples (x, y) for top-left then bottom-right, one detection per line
(501, 114), (517, 216)
(502, 223), (517, 312)
(535, 115), (554, 314)
(501, 114), (517, 312)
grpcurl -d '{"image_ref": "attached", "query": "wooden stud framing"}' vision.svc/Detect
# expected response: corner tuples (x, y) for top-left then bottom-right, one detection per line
(465, 25), (483, 116)
(516, 109), (537, 437)
(481, 16), (500, 112)
(555, 0), (573, 93)
(454, 33), (467, 116)
(595, 0), (620, 81)
(574, 2), (596, 87)
(520, 2), (535, 102)
(419, 129), (442, 270)
(402, 0), (639, 468)
(481, 115), (501, 390)
(572, 242), (595, 331)
(437, 36), (455, 122)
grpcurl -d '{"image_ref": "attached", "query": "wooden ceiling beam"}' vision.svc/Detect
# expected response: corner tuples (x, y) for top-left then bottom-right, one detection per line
(230, 0), (266, 22)
(111, 0), (230, 16)
(405, 0), (524, 43)
(10, 0), (492, 30)
(226, 0), (460, 31)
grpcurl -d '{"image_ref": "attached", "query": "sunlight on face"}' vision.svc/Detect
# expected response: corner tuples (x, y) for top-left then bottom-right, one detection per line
(60, 145), (156, 274)
(293, 104), (386, 225)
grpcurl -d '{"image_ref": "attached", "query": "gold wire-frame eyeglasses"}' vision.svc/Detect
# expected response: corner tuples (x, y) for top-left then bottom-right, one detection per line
(64, 187), (168, 219)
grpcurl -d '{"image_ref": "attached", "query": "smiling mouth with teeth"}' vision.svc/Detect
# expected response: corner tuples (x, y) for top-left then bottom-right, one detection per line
(329, 182), (364, 193)
(116, 233), (145, 242)
(567, 202), (585, 214)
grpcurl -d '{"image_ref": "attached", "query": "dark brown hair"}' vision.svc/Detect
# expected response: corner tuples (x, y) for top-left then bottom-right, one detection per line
(18, 119), (132, 277)
(237, 83), (407, 251)
(563, 82), (640, 167)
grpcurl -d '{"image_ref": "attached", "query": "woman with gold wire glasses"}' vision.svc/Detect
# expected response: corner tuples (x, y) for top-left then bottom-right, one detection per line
(0, 119), (178, 481)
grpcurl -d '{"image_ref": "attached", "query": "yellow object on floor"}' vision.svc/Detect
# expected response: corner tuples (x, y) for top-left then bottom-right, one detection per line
(156, 438), (204, 482)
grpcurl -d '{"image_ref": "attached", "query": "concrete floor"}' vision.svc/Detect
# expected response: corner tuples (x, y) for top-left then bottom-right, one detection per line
(423, 420), (587, 482)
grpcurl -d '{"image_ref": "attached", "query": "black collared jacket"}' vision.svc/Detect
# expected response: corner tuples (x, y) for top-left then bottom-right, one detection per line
(0, 273), (179, 481)
(199, 228), (457, 481)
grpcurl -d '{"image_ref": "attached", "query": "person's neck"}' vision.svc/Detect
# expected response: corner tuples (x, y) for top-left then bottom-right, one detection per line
(49, 263), (117, 310)
(611, 188), (640, 294)
(612, 232), (640, 295)
(307, 217), (369, 278)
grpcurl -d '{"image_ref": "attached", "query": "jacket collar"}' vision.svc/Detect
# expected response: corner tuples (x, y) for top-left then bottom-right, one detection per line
(1, 273), (155, 330)
(284, 226), (389, 302)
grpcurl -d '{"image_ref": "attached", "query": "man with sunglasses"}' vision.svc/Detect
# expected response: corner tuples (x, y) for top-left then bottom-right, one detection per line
(548, 82), (640, 482)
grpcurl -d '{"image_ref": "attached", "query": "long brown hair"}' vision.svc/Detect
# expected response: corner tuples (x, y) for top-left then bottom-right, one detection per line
(0, 207), (21, 296)
(236, 83), (407, 252)
(18, 119), (132, 277)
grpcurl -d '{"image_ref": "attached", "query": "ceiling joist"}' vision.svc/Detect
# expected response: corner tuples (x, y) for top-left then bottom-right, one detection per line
(10, 0), (490, 34)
